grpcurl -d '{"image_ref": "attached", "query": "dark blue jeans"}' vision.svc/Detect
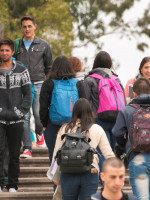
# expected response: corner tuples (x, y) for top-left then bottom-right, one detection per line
(0, 123), (23, 190)
(60, 168), (99, 200)
(44, 122), (61, 165)
(95, 118), (115, 173)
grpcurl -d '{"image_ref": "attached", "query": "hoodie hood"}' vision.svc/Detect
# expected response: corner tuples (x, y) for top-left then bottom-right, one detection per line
(130, 94), (150, 106)
(87, 68), (116, 78)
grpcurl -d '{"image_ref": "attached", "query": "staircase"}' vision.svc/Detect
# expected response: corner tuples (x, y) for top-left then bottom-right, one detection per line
(0, 148), (133, 199)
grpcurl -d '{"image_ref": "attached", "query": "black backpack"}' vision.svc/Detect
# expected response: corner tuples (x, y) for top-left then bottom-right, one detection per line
(55, 125), (99, 173)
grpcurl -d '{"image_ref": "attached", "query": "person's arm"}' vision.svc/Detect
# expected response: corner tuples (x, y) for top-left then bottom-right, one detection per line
(112, 110), (128, 148)
(76, 80), (87, 98)
(43, 42), (53, 76)
(98, 127), (115, 159)
(39, 80), (53, 127)
(20, 68), (32, 115)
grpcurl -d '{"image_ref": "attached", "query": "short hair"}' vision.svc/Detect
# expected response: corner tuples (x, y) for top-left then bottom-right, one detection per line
(0, 38), (14, 51)
(133, 77), (150, 95)
(139, 57), (150, 75)
(69, 56), (82, 72)
(93, 51), (112, 69)
(20, 15), (35, 25)
(102, 157), (124, 172)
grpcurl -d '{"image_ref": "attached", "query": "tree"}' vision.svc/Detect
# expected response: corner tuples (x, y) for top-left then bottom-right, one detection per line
(1, 0), (150, 58)
(65, 0), (150, 52)
(0, 0), (74, 58)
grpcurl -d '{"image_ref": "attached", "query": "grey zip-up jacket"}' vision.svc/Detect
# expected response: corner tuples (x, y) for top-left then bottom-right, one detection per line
(15, 36), (53, 82)
(0, 60), (32, 124)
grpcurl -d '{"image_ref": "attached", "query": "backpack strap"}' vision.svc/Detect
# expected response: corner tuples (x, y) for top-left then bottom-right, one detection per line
(111, 74), (118, 80)
(14, 38), (20, 57)
(89, 73), (104, 80)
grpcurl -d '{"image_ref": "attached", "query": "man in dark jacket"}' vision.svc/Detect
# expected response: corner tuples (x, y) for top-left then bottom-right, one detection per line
(90, 157), (137, 200)
(112, 77), (150, 199)
(0, 38), (32, 192)
(15, 15), (53, 157)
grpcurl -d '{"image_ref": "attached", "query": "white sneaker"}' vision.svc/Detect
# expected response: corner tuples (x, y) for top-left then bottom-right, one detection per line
(0, 186), (2, 192)
(9, 188), (17, 192)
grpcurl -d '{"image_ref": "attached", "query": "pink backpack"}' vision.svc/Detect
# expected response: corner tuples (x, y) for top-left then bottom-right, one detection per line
(89, 73), (125, 122)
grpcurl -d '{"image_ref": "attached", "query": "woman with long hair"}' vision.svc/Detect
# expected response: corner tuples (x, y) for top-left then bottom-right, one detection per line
(40, 56), (84, 164)
(83, 51), (125, 172)
(51, 98), (115, 200)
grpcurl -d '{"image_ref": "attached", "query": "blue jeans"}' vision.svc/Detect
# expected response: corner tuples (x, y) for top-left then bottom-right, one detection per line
(23, 83), (43, 151)
(60, 168), (99, 200)
(44, 122), (61, 165)
(95, 118), (115, 172)
(129, 154), (150, 200)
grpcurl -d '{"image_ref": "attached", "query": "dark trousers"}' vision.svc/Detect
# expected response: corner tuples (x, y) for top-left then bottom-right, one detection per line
(44, 122), (61, 165)
(0, 123), (23, 190)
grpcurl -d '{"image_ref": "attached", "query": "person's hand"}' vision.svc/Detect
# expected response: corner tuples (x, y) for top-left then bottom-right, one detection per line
(53, 181), (60, 185)
(43, 127), (46, 131)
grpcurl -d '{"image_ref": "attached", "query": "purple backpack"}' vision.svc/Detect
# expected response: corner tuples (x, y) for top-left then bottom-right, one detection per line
(89, 73), (125, 122)
(130, 104), (150, 153)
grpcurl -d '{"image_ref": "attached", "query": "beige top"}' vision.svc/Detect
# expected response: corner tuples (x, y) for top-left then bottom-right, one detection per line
(51, 122), (115, 181)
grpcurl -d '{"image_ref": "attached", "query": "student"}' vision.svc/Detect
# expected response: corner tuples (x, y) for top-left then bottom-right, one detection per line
(83, 51), (125, 172)
(90, 157), (137, 200)
(40, 56), (84, 164)
(125, 56), (150, 100)
(69, 56), (86, 80)
(112, 78), (150, 199)
(0, 38), (32, 192)
(51, 98), (115, 200)
(15, 15), (53, 158)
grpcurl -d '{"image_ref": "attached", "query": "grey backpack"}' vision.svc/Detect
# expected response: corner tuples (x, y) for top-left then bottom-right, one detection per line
(55, 125), (98, 173)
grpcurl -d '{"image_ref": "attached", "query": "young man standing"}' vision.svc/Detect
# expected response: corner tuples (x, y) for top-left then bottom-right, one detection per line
(15, 15), (53, 157)
(90, 158), (137, 200)
(0, 38), (32, 192)
(112, 78), (150, 200)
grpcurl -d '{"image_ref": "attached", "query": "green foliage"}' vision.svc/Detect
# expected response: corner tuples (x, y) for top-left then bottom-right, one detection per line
(0, 0), (74, 58)
(66, 0), (150, 52)
(1, 0), (150, 57)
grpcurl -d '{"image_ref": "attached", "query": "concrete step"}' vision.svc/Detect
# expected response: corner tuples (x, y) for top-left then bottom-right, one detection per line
(20, 157), (49, 167)
(20, 167), (49, 177)
(20, 147), (49, 157)
(1, 186), (133, 200)
(18, 177), (51, 187)
(0, 191), (52, 200)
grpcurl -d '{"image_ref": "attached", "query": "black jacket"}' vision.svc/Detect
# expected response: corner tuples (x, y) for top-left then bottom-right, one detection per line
(0, 60), (32, 124)
(89, 192), (137, 200)
(15, 36), (53, 82)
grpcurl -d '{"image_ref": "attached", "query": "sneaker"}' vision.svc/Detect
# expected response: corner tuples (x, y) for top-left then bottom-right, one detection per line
(9, 188), (17, 192)
(0, 186), (2, 192)
(20, 149), (32, 158)
(36, 134), (45, 147)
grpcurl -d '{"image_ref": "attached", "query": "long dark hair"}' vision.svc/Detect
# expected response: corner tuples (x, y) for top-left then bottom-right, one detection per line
(93, 51), (112, 69)
(48, 56), (75, 80)
(65, 98), (94, 132)
(139, 57), (150, 75)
